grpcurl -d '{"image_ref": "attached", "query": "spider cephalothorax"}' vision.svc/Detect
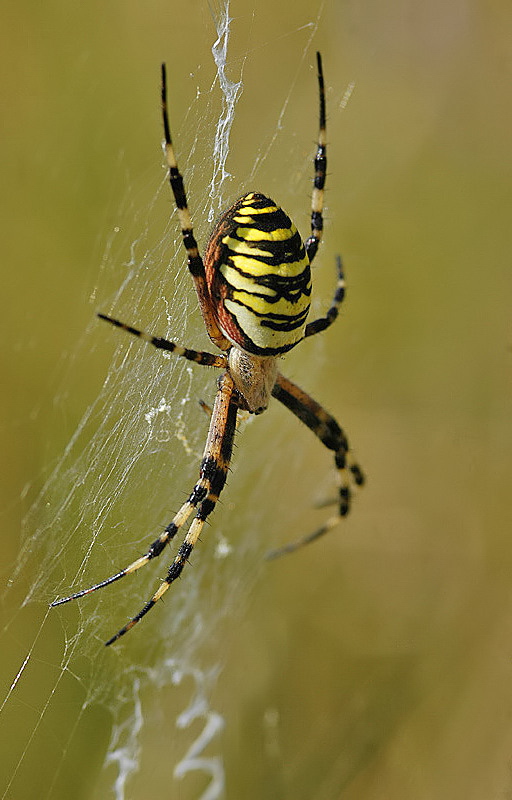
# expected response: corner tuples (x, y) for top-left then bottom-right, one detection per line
(52, 53), (365, 645)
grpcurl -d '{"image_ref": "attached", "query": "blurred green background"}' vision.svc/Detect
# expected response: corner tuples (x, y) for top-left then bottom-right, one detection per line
(1, 1), (512, 798)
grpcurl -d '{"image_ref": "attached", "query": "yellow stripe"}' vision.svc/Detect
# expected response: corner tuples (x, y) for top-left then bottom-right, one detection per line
(236, 225), (296, 242)
(234, 204), (278, 216)
(227, 253), (309, 278)
(220, 263), (276, 295)
(224, 299), (306, 349)
(222, 235), (270, 258)
(231, 289), (309, 317)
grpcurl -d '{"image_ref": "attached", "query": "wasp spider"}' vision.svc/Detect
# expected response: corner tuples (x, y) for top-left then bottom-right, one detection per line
(52, 53), (365, 645)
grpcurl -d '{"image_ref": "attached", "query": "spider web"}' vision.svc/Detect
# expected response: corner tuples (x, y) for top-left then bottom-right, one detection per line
(1, 4), (329, 799)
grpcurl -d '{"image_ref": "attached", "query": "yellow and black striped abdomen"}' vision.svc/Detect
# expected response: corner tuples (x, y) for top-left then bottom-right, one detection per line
(204, 193), (311, 356)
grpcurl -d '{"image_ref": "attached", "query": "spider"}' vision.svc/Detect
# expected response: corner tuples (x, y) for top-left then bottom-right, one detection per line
(52, 52), (365, 646)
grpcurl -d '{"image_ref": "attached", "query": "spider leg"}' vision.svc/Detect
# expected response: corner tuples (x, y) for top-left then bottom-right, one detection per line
(52, 373), (237, 641)
(304, 254), (345, 338)
(267, 372), (364, 559)
(97, 313), (227, 368)
(161, 64), (230, 352)
(305, 51), (326, 266)
(104, 372), (238, 645)
(51, 504), (189, 606)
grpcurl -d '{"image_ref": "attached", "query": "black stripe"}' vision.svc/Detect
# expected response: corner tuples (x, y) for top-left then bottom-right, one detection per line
(188, 255), (203, 276)
(316, 52), (326, 129)
(350, 465), (365, 486)
(228, 304), (308, 334)
(231, 286), (310, 309)
(236, 336), (299, 357)
(260, 314), (309, 332)
(311, 211), (323, 231)
(339, 487), (350, 515)
(226, 260), (310, 294)
(228, 229), (304, 259)
(197, 497), (216, 521)
(169, 171), (187, 209)
(189, 483), (208, 505)
(166, 554), (187, 582)
(182, 230), (198, 250)
(151, 336), (176, 352)
(230, 298), (309, 324)
(148, 528), (175, 558)
(236, 207), (295, 233)
(314, 146), (326, 190)
(272, 383), (347, 452)
(221, 399), (238, 461)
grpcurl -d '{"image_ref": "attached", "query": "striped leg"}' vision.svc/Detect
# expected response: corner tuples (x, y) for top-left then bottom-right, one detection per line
(52, 372), (239, 645)
(161, 64), (230, 352)
(98, 313), (227, 368)
(305, 51), (326, 266)
(268, 372), (364, 559)
(104, 372), (238, 644)
(304, 254), (346, 338)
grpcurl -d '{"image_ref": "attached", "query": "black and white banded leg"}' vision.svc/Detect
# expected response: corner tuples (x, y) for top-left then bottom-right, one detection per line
(267, 372), (364, 559)
(305, 254), (346, 338)
(305, 51), (327, 266)
(52, 372), (239, 645)
(97, 312), (227, 368)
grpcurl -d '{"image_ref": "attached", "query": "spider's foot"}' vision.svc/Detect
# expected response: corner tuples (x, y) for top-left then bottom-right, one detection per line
(267, 464), (365, 560)
(266, 515), (340, 561)
(313, 495), (338, 509)
(104, 606), (152, 647)
(350, 463), (365, 486)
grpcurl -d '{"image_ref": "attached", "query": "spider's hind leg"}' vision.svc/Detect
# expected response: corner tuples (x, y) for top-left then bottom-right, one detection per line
(52, 372), (239, 646)
(267, 372), (364, 560)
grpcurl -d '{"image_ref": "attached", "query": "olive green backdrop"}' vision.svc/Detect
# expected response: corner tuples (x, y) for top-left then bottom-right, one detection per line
(1, 1), (511, 799)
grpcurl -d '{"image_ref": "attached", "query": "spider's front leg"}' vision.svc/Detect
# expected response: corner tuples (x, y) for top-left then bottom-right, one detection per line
(97, 313), (227, 367)
(267, 372), (364, 559)
(160, 63), (230, 353)
(305, 51), (327, 265)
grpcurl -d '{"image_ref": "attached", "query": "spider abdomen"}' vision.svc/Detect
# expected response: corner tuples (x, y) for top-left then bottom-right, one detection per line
(205, 192), (311, 356)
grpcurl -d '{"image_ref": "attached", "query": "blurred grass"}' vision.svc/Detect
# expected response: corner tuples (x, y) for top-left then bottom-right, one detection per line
(1, 1), (512, 798)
